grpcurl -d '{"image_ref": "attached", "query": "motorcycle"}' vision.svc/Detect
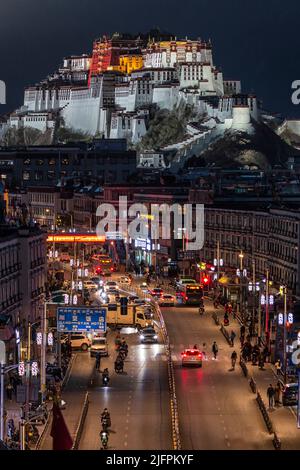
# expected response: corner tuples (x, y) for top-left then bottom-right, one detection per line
(102, 374), (110, 386)
(114, 360), (124, 374)
(100, 430), (109, 450)
(199, 307), (205, 315)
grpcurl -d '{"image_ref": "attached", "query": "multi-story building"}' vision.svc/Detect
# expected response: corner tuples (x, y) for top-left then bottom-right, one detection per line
(0, 139), (137, 188)
(0, 224), (47, 361)
(199, 203), (300, 296)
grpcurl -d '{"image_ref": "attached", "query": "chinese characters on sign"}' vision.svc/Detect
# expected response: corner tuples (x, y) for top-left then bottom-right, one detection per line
(57, 307), (106, 333)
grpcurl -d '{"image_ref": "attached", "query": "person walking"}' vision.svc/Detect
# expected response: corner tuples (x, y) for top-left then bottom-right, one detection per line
(274, 382), (282, 406)
(275, 359), (281, 376)
(6, 381), (13, 401)
(231, 350), (237, 370)
(267, 384), (275, 409)
(95, 352), (101, 372)
(230, 330), (236, 347)
(202, 342), (207, 360)
(212, 341), (218, 360)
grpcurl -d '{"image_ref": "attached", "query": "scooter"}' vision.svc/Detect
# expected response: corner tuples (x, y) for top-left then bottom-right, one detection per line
(102, 375), (110, 386)
(100, 430), (109, 450)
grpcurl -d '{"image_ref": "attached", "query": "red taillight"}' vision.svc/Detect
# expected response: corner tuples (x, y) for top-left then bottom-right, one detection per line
(110, 267), (113, 271)
(198, 354), (202, 358)
(185, 296), (188, 301)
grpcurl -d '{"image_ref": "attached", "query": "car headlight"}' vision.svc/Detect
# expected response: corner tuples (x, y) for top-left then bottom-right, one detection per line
(140, 335), (145, 340)
(153, 335), (158, 339)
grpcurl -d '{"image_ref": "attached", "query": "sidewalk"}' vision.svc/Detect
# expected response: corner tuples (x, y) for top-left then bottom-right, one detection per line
(211, 300), (300, 450)
(39, 351), (95, 450)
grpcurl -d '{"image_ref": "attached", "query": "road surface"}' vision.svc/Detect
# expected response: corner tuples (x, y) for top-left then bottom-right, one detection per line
(79, 328), (172, 450)
(161, 299), (273, 450)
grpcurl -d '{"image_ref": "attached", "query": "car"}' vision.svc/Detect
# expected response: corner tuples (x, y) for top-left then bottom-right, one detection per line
(90, 277), (104, 287)
(139, 327), (158, 343)
(84, 280), (98, 291)
(139, 283), (149, 293)
(105, 281), (118, 291)
(181, 349), (202, 367)
(60, 253), (71, 262)
(119, 276), (131, 285)
(61, 334), (92, 351)
(158, 294), (175, 307)
(90, 336), (108, 357)
(150, 288), (164, 297)
(282, 382), (298, 406)
(176, 278), (196, 289)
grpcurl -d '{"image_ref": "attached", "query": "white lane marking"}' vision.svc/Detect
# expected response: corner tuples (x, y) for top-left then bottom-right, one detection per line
(227, 442), (231, 448)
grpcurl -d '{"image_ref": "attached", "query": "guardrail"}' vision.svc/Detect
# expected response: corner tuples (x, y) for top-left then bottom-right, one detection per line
(220, 324), (232, 346)
(72, 391), (89, 450)
(212, 312), (220, 325)
(256, 391), (273, 434)
(239, 356), (249, 378)
(151, 298), (181, 450)
(249, 376), (257, 394)
(62, 353), (77, 390)
(273, 432), (282, 450)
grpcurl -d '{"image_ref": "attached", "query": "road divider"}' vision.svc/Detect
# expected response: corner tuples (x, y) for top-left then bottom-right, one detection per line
(220, 324), (232, 346)
(212, 312), (220, 325)
(256, 391), (274, 434)
(239, 356), (249, 378)
(72, 391), (89, 450)
(249, 376), (257, 394)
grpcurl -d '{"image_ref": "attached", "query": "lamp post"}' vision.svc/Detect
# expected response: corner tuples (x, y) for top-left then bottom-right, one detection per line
(239, 251), (244, 315)
(283, 286), (288, 384)
(0, 340), (5, 441)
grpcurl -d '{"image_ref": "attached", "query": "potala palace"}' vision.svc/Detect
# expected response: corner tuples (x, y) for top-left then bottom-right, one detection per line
(1, 32), (260, 163)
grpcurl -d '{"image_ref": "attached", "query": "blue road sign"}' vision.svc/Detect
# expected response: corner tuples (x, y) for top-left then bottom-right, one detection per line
(57, 307), (106, 333)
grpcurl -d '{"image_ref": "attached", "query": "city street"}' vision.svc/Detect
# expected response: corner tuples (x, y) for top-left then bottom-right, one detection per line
(161, 298), (273, 450)
(79, 329), (172, 450)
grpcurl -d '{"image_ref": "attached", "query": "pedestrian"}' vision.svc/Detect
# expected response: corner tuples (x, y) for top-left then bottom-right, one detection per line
(231, 350), (237, 370)
(275, 359), (281, 376)
(6, 381), (13, 401)
(230, 330), (236, 347)
(240, 325), (246, 337)
(212, 341), (218, 360)
(267, 384), (275, 409)
(263, 345), (269, 363)
(202, 342), (207, 360)
(240, 334), (245, 348)
(274, 382), (282, 406)
(258, 353), (265, 370)
(95, 352), (101, 372)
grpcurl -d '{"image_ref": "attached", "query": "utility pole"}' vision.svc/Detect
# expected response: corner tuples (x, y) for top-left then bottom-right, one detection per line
(25, 321), (31, 418)
(283, 285), (287, 384)
(40, 302), (47, 402)
(252, 260), (256, 337)
(217, 240), (220, 282)
(265, 268), (269, 342)
(0, 340), (5, 441)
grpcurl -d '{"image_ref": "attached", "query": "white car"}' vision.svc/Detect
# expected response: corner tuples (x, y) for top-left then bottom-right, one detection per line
(84, 280), (98, 291)
(90, 336), (108, 357)
(181, 349), (203, 367)
(61, 334), (92, 351)
(158, 294), (175, 307)
(105, 281), (118, 292)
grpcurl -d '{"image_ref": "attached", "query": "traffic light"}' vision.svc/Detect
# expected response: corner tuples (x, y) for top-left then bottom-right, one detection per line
(120, 297), (128, 316)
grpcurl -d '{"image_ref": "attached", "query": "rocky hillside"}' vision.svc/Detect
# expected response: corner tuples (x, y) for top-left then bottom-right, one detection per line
(185, 120), (298, 170)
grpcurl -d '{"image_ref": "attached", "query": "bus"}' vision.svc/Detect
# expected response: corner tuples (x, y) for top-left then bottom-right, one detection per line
(92, 254), (116, 275)
(176, 284), (203, 306)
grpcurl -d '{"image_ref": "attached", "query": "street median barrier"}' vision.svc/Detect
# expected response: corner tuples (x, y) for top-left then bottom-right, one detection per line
(212, 312), (220, 325)
(249, 376), (257, 394)
(220, 324), (232, 345)
(256, 391), (273, 434)
(72, 391), (89, 450)
(154, 300), (181, 450)
(62, 353), (76, 390)
(273, 432), (281, 450)
(239, 357), (248, 378)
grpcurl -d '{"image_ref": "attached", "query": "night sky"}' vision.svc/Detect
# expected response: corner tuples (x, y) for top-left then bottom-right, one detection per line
(0, 0), (299, 118)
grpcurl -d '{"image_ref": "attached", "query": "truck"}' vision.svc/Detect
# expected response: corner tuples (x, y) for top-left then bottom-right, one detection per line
(104, 303), (152, 329)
